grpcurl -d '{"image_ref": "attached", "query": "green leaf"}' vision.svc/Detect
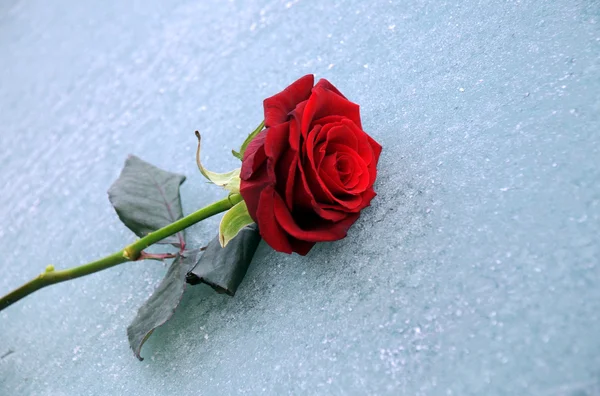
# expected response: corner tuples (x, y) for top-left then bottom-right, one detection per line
(232, 120), (265, 160)
(219, 200), (254, 247)
(186, 224), (261, 296)
(127, 250), (199, 360)
(108, 155), (186, 247)
(195, 131), (241, 193)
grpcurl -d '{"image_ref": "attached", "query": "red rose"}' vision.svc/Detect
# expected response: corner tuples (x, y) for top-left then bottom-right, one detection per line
(239, 74), (382, 255)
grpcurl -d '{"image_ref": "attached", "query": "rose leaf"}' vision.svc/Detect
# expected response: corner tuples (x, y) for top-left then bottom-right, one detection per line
(186, 224), (261, 296)
(127, 250), (200, 360)
(108, 155), (186, 247)
(232, 120), (265, 160)
(219, 200), (254, 247)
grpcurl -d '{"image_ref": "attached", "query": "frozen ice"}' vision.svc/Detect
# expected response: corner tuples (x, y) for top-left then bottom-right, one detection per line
(1, 0), (599, 395)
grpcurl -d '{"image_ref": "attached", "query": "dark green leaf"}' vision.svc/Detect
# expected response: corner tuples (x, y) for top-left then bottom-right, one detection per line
(127, 250), (200, 360)
(108, 155), (186, 247)
(186, 224), (260, 296)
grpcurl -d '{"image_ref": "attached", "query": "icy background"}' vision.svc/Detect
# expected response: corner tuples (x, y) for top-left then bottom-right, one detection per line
(1, 0), (599, 395)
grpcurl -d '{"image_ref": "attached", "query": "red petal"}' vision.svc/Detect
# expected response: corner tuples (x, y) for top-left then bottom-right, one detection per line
(288, 238), (315, 256)
(239, 162), (271, 222)
(318, 154), (347, 196)
(302, 140), (368, 208)
(264, 122), (290, 161)
(324, 144), (370, 193)
(318, 187), (375, 214)
(273, 192), (359, 242)
(314, 78), (347, 99)
(300, 156), (333, 203)
(326, 122), (358, 151)
(295, 162), (352, 221)
(305, 124), (323, 173)
(318, 170), (363, 209)
(360, 188), (377, 209)
(293, 164), (317, 210)
(264, 122), (292, 185)
(264, 75), (314, 128)
(312, 115), (345, 127)
(337, 154), (353, 176)
(365, 134), (382, 185)
(313, 207), (349, 221)
(240, 130), (268, 180)
(368, 134), (382, 163)
(256, 187), (293, 254)
(288, 100), (307, 151)
(301, 86), (362, 137)
(284, 156), (299, 210)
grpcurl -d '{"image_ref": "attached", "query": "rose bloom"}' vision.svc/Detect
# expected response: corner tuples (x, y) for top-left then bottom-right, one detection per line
(240, 74), (381, 255)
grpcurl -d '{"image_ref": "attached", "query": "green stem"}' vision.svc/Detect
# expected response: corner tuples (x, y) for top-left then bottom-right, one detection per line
(0, 194), (243, 312)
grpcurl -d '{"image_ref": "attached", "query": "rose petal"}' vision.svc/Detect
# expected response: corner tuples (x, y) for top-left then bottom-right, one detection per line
(301, 157), (334, 203)
(263, 75), (314, 128)
(326, 122), (359, 151)
(301, 151), (367, 211)
(312, 115), (346, 127)
(318, 187), (376, 214)
(264, 122), (290, 161)
(318, 154), (346, 196)
(321, 144), (370, 194)
(292, 162), (349, 221)
(270, 148), (298, 209)
(360, 188), (377, 208)
(288, 101), (307, 152)
(305, 122), (349, 168)
(313, 141), (327, 170)
(240, 130), (268, 179)
(284, 156), (299, 209)
(288, 238), (315, 256)
(305, 121), (359, 174)
(256, 187), (293, 253)
(314, 78), (348, 100)
(305, 124), (323, 172)
(313, 207), (349, 222)
(301, 87), (362, 137)
(273, 192), (359, 242)
(264, 122), (292, 184)
(337, 154), (352, 174)
(318, 170), (363, 209)
(326, 119), (372, 165)
(239, 162), (271, 221)
(341, 160), (361, 190)
(367, 134), (383, 163)
(336, 154), (354, 185)
(366, 134), (382, 184)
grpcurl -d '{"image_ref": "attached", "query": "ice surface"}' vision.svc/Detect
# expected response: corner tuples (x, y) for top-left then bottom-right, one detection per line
(1, 0), (599, 394)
